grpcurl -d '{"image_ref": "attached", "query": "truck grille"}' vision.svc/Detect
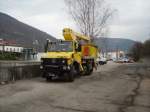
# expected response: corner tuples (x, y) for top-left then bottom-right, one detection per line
(41, 58), (67, 66)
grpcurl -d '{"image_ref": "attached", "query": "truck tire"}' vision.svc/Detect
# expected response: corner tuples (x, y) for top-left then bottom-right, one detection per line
(46, 76), (52, 82)
(87, 68), (93, 75)
(64, 65), (76, 82)
(83, 64), (93, 76)
(64, 72), (74, 82)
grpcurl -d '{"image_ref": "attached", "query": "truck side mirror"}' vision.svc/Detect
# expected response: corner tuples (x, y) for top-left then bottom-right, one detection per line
(44, 39), (50, 52)
(75, 43), (81, 52)
(44, 43), (48, 52)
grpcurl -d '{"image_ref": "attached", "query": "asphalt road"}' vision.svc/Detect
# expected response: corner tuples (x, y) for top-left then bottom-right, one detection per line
(0, 61), (150, 112)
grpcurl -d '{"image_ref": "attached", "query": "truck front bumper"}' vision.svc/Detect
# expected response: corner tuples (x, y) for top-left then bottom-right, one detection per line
(40, 65), (71, 75)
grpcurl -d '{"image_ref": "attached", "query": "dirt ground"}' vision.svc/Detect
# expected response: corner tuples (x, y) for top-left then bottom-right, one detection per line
(0, 61), (150, 112)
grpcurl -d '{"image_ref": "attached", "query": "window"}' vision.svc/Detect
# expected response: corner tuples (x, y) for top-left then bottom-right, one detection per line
(48, 41), (73, 52)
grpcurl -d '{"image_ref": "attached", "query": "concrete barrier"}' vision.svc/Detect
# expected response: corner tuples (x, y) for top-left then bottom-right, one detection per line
(0, 61), (41, 84)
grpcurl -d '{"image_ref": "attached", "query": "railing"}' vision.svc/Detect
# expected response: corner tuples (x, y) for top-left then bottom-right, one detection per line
(0, 61), (41, 84)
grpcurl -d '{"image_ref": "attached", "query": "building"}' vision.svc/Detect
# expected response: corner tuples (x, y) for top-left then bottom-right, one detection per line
(0, 39), (3, 45)
(0, 38), (39, 60)
(0, 39), (23, 53)
(1, 45), (23, 53)
(105, 50), (126, 60)
(0, 45), (23, 53)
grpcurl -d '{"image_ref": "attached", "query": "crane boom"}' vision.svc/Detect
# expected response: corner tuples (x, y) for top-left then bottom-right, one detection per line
(63, 28), (90, 42)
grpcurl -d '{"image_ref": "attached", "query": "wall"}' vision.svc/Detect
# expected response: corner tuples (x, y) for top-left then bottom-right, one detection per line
(4, 46), (23, 53)
(0, 61), (41, 84)
(0, 46), (3, 51)
(0, 45), (23, 53)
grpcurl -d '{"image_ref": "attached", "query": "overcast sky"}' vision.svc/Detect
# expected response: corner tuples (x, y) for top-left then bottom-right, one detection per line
(0, 0), (150, 41)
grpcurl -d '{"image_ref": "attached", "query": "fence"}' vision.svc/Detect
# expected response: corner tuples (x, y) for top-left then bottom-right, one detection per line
(0, 61), (41, 84)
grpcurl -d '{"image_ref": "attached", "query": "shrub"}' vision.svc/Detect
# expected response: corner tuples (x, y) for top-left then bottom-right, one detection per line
(0, 52), (17, 60)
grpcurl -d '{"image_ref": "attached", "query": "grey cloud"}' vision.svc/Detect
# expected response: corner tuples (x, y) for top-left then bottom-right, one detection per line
(0, 0), (150, 41)
(0, 0), (65, 16)
(109, 0), (150, 41)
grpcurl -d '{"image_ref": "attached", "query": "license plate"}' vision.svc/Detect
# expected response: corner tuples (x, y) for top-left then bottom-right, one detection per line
(48, 73), (55, 76)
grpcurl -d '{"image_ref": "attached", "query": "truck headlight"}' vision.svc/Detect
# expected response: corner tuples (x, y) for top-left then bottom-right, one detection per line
(62, 60), (65, 63)
(40, 65), (43, 69)
(67, 66), (70, 70)
(63, 66), (70, 70)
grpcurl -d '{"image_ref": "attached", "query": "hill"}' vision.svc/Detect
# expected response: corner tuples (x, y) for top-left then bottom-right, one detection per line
(0, 12), (135, 53)
(94, 37), (135, 53)
(0, 12), (56, 51)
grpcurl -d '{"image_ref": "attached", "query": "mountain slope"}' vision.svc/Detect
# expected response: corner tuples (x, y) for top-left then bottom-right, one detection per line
(94, 37), (135, 52)
(0, 12), (56, 51)
(0, 12), (135, 53)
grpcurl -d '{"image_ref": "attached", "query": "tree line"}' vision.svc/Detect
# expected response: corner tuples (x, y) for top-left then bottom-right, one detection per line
(130, 39), (150, 61)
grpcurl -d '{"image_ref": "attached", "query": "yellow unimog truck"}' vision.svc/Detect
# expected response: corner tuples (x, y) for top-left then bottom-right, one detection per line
(40, 28), (98, 82)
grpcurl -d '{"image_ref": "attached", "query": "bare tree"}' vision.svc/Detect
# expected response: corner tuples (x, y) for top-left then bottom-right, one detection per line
(131, 42), (143, 61)
(64, 0), (114, 40)
(142, 39), (150, 57)
(101, 27), (109, 55)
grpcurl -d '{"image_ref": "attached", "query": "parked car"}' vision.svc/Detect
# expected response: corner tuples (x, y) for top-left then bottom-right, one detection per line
(116, 58), (133, 63)
(113, 58), (117, 62)
(122, 58), (130, 63)
(96, 57), (100, 66)
(99, 57), (107, 65)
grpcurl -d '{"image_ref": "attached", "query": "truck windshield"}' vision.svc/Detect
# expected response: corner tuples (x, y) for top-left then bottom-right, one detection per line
(48, 41), (73, 52)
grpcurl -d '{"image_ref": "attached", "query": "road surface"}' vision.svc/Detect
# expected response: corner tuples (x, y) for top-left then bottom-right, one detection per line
(0, 61), (150, 112)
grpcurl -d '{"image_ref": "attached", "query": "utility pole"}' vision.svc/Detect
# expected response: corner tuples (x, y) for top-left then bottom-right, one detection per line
(116, 46), (119, 61)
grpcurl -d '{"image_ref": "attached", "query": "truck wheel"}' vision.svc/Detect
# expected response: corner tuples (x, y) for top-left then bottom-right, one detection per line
(64, 65), (75, 82)
(87, 68), (93, 75)
(46, 77), (52, 82)
(64, 72), (74, 82)
(83, 64), (93, 76)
